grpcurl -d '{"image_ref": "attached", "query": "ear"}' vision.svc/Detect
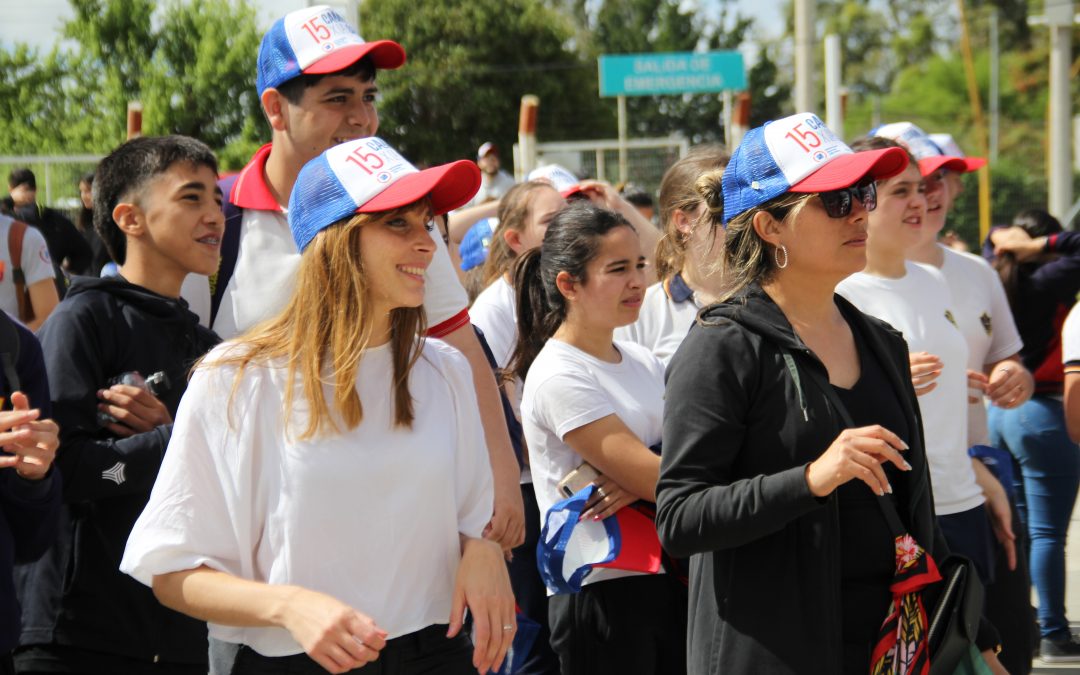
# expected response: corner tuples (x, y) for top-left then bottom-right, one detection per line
(261, 88), (289, 132)
(112, 202), (144, 237)
(503, 227), (525, 255)
(671, 208), (695, 237)
(554, 269), (577, 300)
(751, 210), (784, 248)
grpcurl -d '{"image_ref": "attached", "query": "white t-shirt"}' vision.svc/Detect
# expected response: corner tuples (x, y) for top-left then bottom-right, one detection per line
(615, 276), (702, 366)
(521, 338), (665, 589)
(0, 216), (53, 318)
(121, 338), (493, 656)
(198, 210), (468, 341)
(1064, 303), (1080, 366)
(470, 275), (517, 368)
(917, 246), (1024, 447)
(838, 262), (983, 516)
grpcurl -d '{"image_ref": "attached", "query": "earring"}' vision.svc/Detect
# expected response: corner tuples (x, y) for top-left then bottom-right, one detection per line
(774, 244), (789, 269)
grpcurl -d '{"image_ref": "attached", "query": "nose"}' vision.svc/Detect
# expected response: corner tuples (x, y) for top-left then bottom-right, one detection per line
(848, 197), (869, 224)
(413, 221), (437, 257)
(349, 99), (378, 136)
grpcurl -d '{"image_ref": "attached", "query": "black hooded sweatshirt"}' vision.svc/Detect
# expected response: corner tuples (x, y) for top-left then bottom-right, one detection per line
(15, 275), (219, 667)
(656, 284), (952, 675)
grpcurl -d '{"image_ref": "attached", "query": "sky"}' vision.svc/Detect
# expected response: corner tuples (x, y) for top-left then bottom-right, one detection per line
(0, 0), (787, 54)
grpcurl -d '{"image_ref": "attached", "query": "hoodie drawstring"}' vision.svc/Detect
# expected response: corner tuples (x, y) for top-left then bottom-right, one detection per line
(780, 348), (809, 422)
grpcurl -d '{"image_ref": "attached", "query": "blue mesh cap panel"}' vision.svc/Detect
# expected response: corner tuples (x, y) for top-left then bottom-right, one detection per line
(256, 19), (301, 95)
(721, 124), (791, 224)
(289, 154), (357, 252)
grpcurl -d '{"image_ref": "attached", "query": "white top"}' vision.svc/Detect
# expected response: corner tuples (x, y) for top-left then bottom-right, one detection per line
(615, 277), (702, 366)
(0, 215), (53, 317)
(917, 246), (1024, 447)
(838, 262), (983, 516)
(121, 339), (493, 656)
(179, 274), (211, 327)
(1064, 303), (1080, 365)
(203, 208), (468, 340)
(521, 338), (665, 589)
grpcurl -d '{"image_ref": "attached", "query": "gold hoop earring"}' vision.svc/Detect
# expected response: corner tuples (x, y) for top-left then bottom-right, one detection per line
(774, 244), (789, 269)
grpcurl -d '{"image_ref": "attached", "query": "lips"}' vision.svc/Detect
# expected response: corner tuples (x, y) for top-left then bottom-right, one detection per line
(196, 234), (221, 248)
(622, 295), (643, 307)
(397, 265), (427, 278)
(844, 235), (868, 246)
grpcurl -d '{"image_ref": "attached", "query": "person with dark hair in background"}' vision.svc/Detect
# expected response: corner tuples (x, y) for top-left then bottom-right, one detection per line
(468, 142), (516, 207)
(13, 135), (222, 675)
(619, 183), (655, 224)
(75, 172), (111, 276)
(986, 208), (1080, 661)
(7, 169), (92, 281)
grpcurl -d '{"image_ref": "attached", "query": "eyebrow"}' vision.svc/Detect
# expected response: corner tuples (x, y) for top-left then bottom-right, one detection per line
(323, 86), (356, 97)
(604, 258), (631, 269)
(177, 181), (209, 193)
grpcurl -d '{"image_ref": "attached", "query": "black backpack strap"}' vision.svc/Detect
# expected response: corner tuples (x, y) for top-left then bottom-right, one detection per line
(780, 345), (907, 538)
(473, 326), (525, 469)
(210, 174), (244, 327)
(0, 312), (22, 395)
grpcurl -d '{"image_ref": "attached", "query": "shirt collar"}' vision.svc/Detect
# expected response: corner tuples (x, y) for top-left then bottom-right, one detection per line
(230, 143), (283, 212)
(664, 272), (695, 304)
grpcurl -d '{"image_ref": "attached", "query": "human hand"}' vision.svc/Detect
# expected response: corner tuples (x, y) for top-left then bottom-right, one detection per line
(97, 384), (172, 437)
(449, 537), (515, 674)
(984, 479), (1017, 572)
(482, 483), (526, 552)
(981, 648), (1010, 675)
(280, 587), (387, 674)
(986, 362), (1033, 410)
(580, 474), (637, 521)
(991, 226), (1043, 261)
(575, 180), (620, 210)
(967, 369), (989, 404)
(805, 425), (911, 497)
(909, 352), (943, 396)
(0, 392), (58, 481)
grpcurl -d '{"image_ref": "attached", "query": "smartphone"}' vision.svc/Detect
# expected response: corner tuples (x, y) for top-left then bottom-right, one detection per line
(557, 462), (601, 498)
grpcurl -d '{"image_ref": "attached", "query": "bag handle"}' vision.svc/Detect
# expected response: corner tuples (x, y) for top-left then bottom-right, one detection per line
(781, 347), (907, 538)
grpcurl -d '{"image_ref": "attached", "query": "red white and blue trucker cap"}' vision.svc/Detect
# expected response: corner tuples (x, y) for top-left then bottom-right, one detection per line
(527, 164), (585, 198)
(288, 137), (481, 252)
(872, 122), (986, 177)
(256, 5), (406, 96)
(722, 112), (908, 224)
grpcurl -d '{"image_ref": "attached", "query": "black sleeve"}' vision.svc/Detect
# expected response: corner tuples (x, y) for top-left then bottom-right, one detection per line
(0, 468), (61, 563)
(38, 306), (170, 502)
(14, 322), (51, 418)
(48, 209), (92, 275)
(1030, 232), (1080, 304)
(656, 321), (823, 558)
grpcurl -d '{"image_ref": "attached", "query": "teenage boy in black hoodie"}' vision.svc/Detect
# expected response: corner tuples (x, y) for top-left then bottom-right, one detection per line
(13, 136), (221, 675)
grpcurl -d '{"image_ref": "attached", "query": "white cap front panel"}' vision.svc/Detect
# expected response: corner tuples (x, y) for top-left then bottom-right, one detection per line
(762, 113), (851, 186)
(283, 5), (367, 71)
(326, 138), (419, 207)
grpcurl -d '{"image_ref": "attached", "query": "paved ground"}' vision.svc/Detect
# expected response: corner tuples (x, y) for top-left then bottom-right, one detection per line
(1032, 507), (1080, 673)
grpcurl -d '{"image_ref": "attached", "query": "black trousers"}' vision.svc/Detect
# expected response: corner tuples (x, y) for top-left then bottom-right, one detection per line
(507, 483), (559, 675)
(983, 500), (1036, 675)
(222, 625), (473, 675)
(548, 574), (687, 675)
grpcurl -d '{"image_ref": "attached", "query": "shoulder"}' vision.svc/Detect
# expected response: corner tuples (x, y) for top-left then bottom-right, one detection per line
(471, 277), (513, 314)
(417, 338), (472, 387)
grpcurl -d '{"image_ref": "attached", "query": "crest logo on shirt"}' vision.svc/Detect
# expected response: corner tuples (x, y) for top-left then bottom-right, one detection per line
(944, 310), (957, 327)
(980, 312), (992, 336)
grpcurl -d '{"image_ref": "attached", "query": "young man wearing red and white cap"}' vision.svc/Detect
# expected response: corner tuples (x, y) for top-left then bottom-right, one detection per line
(469, 142), (516, 206)
(184, 5), (524, 551)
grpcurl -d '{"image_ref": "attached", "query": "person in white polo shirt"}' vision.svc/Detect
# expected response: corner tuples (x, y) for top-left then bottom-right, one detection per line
(122, 139), (515, 675)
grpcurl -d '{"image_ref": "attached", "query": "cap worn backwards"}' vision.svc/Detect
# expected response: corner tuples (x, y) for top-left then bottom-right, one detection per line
(289, 137), (480, 252)
(256, 5), (406, 96)
(872, 122), (986, 176)
(527, 164), (584, 198)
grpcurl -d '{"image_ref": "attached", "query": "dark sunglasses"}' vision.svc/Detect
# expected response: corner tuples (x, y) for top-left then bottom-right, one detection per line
(819, 179), (877, 218)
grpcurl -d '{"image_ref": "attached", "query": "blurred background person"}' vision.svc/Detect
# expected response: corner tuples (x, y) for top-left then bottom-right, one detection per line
(75, 172), (111, 277)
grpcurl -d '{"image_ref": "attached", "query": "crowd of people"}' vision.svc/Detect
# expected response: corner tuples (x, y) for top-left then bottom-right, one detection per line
(0, 4), (1076, 675)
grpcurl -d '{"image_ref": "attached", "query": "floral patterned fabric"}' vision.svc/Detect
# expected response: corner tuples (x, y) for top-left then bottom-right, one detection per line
(869, 534), (943, 674)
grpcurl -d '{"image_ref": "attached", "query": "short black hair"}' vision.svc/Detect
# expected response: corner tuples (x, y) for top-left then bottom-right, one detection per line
(275, 57), (376, 105)
(94, 135), (218, 265)
(8, 168), (35, 191)
(620, 183), (654, 209)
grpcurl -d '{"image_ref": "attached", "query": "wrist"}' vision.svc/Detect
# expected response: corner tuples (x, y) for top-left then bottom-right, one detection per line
(804, 462), (832, 498)
(269, 585), (304, 629)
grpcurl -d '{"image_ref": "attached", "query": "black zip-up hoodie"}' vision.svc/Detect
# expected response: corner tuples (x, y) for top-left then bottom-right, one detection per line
(14, 276), (219, 666)
(656, 284), (947, 675)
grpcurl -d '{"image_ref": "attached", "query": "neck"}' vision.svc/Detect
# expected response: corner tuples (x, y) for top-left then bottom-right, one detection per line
(554, 316), (619, 363)
(906, 239), (945, 268)
(263, 144), (304, 209)
(863, 246), (908, 279)
(367, 307), (392, 348)
(761, 270), (842, 328)
(118, 256), (185, 298)
(680, 256), (725, 306)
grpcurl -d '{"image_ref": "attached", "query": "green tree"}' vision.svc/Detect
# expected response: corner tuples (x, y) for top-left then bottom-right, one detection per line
(360, 0), (613, 165)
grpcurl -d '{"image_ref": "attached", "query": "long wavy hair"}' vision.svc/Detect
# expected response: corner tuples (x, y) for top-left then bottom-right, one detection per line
(207, 206), (427, 439)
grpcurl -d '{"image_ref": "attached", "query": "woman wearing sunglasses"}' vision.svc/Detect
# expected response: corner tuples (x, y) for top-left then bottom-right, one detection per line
(657, 114), (1007, 674)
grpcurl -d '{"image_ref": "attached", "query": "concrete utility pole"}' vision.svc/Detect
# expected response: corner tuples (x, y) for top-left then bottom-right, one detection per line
(794, 0), (816, 114)
(824, 34), (843, 138)
(1046, 1), (1075, 221)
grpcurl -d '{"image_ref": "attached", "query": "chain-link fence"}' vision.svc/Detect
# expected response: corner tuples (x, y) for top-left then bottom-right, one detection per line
(0, 155), (103, 221)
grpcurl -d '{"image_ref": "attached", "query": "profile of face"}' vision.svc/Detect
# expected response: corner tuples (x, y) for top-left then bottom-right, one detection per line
(866, 163), (927, 260)
(758, 187), (871, 282)
(921, 168), (948, 238)
(505, 185), (565, 255)
(478, 152), (500, 176)
(360, 203), (436, 315)
(9, 183), (35, 207)
(270, 72), (380, 166)
(79, 181), (94, 210)
(677, 201), (724, 270)
(559, 225), (646, 331)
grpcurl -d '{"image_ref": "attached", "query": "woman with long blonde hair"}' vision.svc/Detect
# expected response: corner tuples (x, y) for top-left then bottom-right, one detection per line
(121, 138), (516, 675)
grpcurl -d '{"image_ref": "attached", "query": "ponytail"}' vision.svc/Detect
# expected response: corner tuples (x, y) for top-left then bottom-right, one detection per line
(505, 248), (562, 382)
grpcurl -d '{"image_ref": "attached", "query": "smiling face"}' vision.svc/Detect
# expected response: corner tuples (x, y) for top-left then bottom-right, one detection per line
(866, 163), (927, 261)
(133, 161), (224, 279)
(359, 203), (436, 317)
(921, 167), (948, 239)
(562, 225), (646, 331)
(277, 73), (380, 167)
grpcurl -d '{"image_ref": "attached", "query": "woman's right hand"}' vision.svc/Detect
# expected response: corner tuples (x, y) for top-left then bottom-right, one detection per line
(909, 352), (943, 396)
(280, 587), (388, 674)
(805, 425), (911, 498)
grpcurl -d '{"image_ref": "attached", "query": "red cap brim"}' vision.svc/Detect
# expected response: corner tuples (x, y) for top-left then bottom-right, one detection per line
(917, 155), (986, 176)
(790, 147), (909, 193)
(304, 40), (406, 75)
(357, 160), (481, 216)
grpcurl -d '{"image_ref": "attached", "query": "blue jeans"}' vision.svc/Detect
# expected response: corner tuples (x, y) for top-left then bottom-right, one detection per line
(989, 397), (1080, 638)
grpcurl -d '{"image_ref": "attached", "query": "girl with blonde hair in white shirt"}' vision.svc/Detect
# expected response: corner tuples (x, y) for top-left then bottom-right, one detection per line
(121, 139), (515, 675)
